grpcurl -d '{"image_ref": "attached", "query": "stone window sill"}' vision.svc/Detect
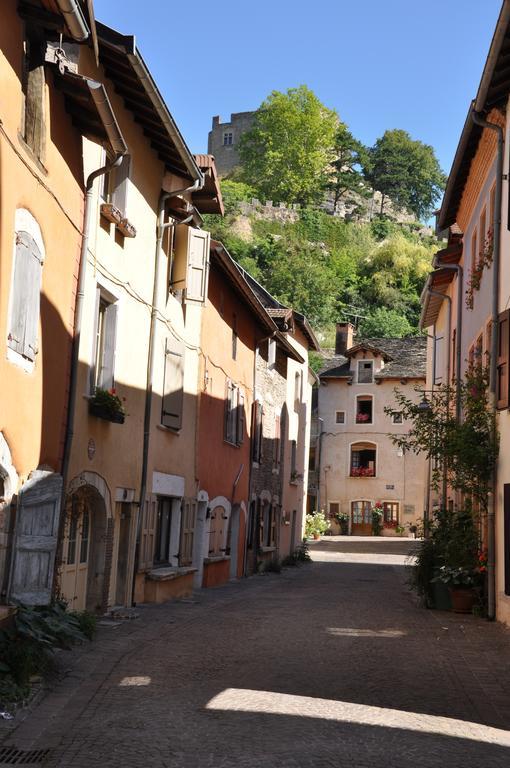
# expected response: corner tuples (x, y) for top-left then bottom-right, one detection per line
(147, 566), (196, 582)
(204, 555), (231, 564)
(261, 546), (276, 553)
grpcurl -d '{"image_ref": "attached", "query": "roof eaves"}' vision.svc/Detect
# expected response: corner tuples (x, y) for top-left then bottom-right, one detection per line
(95, 21), (203, 183)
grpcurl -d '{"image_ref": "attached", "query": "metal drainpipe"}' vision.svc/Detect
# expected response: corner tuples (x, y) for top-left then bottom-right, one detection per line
(61, 155), (124, 490)
(427, 287), (452, 511)
(471, 111), (504, 622)
(424, 324), (437, 529)
(55, 0), (90, 41)
(132, 178), (202, 603)
(315, 417), (324, 514)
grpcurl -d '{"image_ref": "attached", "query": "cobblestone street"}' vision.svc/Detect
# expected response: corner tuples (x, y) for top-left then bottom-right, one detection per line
(3, 538), (510, 767)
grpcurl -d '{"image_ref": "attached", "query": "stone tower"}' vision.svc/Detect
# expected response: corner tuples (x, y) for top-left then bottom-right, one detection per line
(207, 111), (256, 177)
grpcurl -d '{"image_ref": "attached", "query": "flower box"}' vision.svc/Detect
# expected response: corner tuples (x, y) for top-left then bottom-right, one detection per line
(117, 218), (137, 238)
(88, 388), (126, 424)
(100, 203), (122, 225)
(350, 467), (375, 477)
(356, 413), (370, 423)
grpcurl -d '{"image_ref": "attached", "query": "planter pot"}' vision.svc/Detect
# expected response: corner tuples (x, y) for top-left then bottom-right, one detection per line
(313, 534), (321, 540)
(340, 526), (349, 536)
(448, 587), (476, 614)
(89, 401), (125, 424)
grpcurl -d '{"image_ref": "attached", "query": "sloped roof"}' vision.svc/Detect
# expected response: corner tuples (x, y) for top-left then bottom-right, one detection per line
(320, 337), (427, 380)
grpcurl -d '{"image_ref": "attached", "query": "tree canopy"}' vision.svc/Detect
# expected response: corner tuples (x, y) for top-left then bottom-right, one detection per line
(364, 129), (446, 220)
(238, 86), (338, 207)
(358, 308), (413, 338)
(327, 122), (370, 213)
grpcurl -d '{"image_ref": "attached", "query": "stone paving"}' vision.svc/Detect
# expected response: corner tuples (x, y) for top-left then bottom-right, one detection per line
(3, 536), (510, 767)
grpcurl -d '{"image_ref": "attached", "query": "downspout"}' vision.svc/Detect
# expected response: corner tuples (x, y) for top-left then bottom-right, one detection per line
(315, 417), (324, 514)
(427, 287), (452, 511)
(132, 177), (202, 602)
(424, 324), (437, 527)
(471, 110), (504, 621)
(60, 82), (127, 503)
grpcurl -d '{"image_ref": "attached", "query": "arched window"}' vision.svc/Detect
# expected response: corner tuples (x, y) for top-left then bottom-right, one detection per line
(350, 442), (377, 477)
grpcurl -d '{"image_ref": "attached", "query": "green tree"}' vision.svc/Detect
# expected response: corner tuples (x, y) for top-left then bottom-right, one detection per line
(358, 308), (413, 338)
(328, 122), (370, 212)
(365, 129), (446, 221)
(239, 86), (338, 207)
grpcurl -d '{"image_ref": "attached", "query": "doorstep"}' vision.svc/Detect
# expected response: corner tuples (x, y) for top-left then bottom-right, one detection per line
(147, 567), (197, 582)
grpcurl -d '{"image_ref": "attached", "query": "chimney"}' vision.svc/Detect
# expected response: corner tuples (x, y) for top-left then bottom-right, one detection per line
(335, 322), (355, 356)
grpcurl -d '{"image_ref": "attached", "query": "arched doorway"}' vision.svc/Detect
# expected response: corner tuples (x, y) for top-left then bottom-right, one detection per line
(61, 484), (108, 612)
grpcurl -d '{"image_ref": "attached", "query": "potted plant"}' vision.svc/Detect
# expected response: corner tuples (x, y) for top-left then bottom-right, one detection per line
(395, 524), (405, 537)
(370, 502), (383, 536)
(335, 512), (349, 536)
(88, 388), (126, 424)
(305, 511), (330, 540)
(432, 566), (480, 614)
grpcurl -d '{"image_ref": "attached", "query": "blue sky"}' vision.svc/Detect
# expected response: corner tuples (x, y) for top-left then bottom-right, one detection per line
(94, 0), (502, 176)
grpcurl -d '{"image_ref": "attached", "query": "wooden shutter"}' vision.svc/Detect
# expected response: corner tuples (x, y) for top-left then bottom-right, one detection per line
(434, 335), (444, 385)
(274, 415), (281, 467)
(8, 231), (42, 361)
(162, 336), (184, 430)
(112, 155), (130, 216)
(179, 499), (196, 566)
(236, 390), (245, 445)
(497, 311), (510, 409)
(504, 484), (510, 596)
(139, 497), (157, 571)
(291, 440), (297, 476)
(186, 229), (210, 302)
(8, 471), (62, 605)
(251, 401), (263, 462)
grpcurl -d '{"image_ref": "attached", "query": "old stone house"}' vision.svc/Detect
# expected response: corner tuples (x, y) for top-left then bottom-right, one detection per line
(313, 324), (427, 535)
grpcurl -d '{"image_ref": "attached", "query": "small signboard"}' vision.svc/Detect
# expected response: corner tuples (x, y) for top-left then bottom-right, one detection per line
(404, 504), (415, 515)
(386, 484), (395, 490)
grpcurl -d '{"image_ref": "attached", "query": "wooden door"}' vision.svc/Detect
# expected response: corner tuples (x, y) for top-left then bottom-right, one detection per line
(351, 501), (372, 535)
(61, 497), (90, 611)
(9, 471), (62, 605)
(179, 499), (196, 567)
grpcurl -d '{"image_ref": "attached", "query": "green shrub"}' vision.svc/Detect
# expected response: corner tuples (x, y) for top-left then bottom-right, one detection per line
(70, 610), (97, 641)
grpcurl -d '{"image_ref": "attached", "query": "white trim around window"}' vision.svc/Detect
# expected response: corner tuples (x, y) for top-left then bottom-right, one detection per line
(357, 359), (374, 384)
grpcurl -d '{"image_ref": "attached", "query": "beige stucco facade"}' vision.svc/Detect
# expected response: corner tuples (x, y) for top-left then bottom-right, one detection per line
(318, 349), (426, 535)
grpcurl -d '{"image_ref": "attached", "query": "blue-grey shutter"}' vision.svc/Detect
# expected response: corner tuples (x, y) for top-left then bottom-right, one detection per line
(162, 337), (184, 430)
(8, 471), (62, 605)
(90, 287), (101, 392)
(8, 231), (42, 361)
(101, 302), (118, 390)
(112, 155), (130, 216)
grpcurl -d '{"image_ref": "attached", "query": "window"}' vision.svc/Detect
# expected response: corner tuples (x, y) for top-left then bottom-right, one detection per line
(351, 500), (371, 525)
(383, 501), (399, 523)
(497, 310), (509, 409)
(91, 289), (118, 391)
(434, 334), (443, 385)
(262, 503), (276, 547)
(290, 440), (297, 480)
(329, 502), (340, 519)
(268, 338), (276, 370)
(154, 498), (172, 565)
(391, 412), (403, 424)
(225, 381), (245, 445)
(471, 228), (478, 279)
(251, 401), (263, 462)
(308, 444), (316, 471)
(357, 360), (373, 384)
(101, 154), (131, 218)
(350, 442), (376, 477)
(22, 33), (45, 159)
(451, 329), (456, 382)
(294, 371), (302, 410)
(479, 208), (487, 256)
(273, 415), (281, 468)
(356, 395), (373, 424)
(7, 230), (43, 362)
(232, 314), (238, 360)
(162, 336), (185, 430)
(223, 131), (233, 146)
(335, 411), (345, 424)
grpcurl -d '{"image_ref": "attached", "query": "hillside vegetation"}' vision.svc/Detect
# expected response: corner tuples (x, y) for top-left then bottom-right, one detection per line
(203, 183), (440, 347)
